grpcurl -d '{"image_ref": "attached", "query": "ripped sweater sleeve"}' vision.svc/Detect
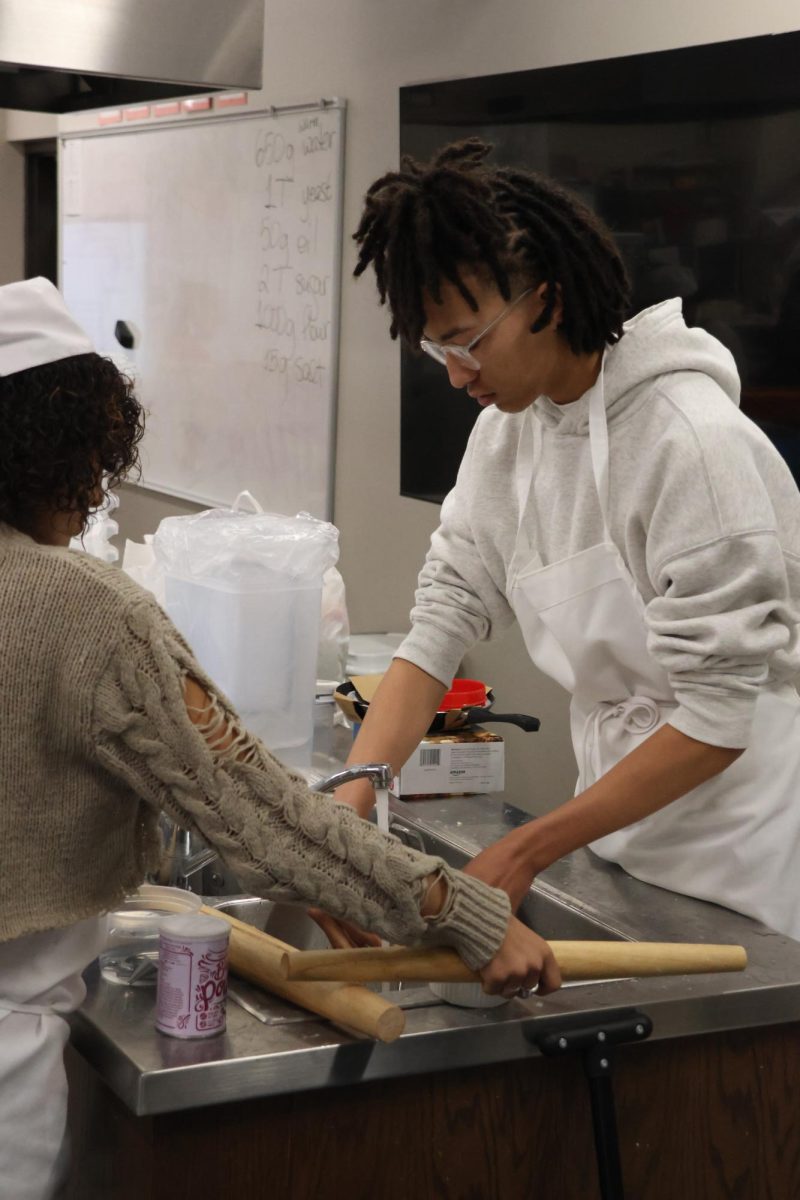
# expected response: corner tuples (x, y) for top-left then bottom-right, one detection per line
(92, 596), (510, 969)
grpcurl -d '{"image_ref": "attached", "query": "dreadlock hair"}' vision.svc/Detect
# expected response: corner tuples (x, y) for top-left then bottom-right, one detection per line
(353, 138), (631, 355)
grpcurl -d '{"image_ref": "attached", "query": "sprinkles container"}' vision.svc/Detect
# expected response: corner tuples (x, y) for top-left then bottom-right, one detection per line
(156, 913), (230, 1039)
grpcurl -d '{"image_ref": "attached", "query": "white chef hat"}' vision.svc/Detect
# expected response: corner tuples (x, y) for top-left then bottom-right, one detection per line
(0, 276), (94, 378)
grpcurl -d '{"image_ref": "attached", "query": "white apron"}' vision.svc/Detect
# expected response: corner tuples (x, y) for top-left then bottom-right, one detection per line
(508, 366), (800, 939)
(0, 916), (107, 1200)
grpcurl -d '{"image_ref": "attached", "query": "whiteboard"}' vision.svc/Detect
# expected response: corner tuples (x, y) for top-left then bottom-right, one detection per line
(59, 102), (345, 518)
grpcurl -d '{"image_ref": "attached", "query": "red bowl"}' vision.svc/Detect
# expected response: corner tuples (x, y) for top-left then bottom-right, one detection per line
(439, 678), (488, 710)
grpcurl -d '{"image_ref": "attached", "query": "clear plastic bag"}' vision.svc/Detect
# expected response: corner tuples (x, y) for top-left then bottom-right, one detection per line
(153, 491), (339, 587)
(152, 492), (340, 767)
(317, 565), (350, 681)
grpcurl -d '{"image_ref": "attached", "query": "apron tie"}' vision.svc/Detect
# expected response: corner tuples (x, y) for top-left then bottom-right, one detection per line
(0, 997), (76, 1025)
(0, 1000), (70, 1016)
(582, 695), (675, 784)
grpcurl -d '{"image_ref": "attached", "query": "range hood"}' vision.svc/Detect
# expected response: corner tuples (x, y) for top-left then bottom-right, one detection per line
(0, 0), (264, 113)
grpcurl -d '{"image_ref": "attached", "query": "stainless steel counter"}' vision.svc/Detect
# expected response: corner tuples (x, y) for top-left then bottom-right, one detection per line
(70, 782), (800, 1117)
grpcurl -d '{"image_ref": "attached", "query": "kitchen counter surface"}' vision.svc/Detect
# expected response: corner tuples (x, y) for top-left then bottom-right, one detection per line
(70, 772), (800, 1117)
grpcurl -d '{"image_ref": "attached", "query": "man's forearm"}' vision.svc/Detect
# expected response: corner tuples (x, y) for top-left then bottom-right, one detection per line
(520, 723), (744, 874)
(336, 658), (448, 816)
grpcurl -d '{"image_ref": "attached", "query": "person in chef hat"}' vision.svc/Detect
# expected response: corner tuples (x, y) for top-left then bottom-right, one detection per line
(0, 278), (558, 1199)
(0, 277), (143, 544)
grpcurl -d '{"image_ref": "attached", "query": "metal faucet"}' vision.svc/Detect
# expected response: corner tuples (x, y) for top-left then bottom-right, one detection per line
(310, 762), (393, 794)
(155, 815), (218, 892)
(173, 828), (218, 889)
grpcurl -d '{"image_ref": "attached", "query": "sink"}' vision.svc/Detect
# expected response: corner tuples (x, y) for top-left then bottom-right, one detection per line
(212, 896), (330, 951)
(210, 897), (442, 1012)
(203, 818), (626, 946)
(517, 889), (626, 943)
(386, 819), (627, 944)
(205, 820), (626, 1005)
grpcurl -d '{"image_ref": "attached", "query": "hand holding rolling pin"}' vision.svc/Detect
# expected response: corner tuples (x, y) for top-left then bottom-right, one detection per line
(479, 916), (561, 997)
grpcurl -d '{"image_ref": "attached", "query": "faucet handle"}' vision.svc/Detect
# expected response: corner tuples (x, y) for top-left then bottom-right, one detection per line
(155, 816), (217, 891)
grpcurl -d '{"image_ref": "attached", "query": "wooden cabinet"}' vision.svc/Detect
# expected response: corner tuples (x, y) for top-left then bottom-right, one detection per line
(65, 1021), (800, 1199)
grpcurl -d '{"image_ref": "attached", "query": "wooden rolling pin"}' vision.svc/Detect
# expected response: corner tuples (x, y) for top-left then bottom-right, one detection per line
(280, 941), (748, 984)
(199, 906), (404, 1043)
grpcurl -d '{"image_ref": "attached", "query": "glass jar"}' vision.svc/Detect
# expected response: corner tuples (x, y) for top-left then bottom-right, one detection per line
(98, 884), (202, 986)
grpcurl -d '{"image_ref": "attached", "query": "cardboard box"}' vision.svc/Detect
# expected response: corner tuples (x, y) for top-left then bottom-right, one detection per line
(390, 726), (504, 799)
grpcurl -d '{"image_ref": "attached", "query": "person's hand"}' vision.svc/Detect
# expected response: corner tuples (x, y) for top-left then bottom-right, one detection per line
(307, 908), (382, 950)
(463, 826), (538, 912)
(478, 916), (561, 997)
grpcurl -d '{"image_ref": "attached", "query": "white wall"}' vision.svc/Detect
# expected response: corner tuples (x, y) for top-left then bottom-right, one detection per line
(17, 0), (800, 809)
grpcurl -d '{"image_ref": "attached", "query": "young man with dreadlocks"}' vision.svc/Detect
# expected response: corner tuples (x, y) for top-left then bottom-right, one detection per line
(332, 138), (800, 942)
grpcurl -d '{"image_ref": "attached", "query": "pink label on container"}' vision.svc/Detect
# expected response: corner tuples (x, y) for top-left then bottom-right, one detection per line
(156, 933), (229, 1038)
(193, 945), (228, 1030)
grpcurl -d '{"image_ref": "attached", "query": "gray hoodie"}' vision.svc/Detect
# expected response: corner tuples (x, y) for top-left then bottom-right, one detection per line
(397, 299), (800, 749)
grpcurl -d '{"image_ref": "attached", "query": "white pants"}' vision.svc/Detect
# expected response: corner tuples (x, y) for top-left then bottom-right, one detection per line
(0, 917), (107, 1200)
(0, 1011), (72, 1199)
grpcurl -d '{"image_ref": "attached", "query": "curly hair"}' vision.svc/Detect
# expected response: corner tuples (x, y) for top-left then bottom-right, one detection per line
(0, 353), (144, 534)
(353, 138), (631, 354)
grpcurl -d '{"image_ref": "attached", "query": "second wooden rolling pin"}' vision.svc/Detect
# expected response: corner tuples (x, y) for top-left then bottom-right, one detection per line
(280, 941), (748, 984)
(199, 905), (405, 1043)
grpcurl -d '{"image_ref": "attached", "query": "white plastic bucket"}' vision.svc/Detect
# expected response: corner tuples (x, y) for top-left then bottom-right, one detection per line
(155, 497), (338, 770)
(164, 573), (322, 767)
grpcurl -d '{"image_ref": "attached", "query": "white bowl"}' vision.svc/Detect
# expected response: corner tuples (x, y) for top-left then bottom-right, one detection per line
(429, 981), (509, 1009)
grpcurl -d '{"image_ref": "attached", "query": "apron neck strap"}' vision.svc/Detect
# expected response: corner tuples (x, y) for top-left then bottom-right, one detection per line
(587, 357), (611, 533)
(515, 408), (542, 536)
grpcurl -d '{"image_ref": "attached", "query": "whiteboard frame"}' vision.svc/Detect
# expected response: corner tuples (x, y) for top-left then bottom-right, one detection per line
(58, 98), (347, 518)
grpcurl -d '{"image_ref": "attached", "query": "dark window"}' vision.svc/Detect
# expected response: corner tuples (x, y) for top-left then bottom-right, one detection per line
(400, 31), (800, 502)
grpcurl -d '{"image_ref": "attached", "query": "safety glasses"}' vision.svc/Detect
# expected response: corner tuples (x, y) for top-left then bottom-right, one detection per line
(419, 288), (534, 370)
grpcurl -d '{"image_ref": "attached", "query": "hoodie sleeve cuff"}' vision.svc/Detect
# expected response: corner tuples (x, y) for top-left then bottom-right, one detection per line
(667, 693), (755, 749)
(392, 626), (468, 691)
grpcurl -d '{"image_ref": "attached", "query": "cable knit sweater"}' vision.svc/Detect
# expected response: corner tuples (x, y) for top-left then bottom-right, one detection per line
(0, 523), (510, 968)
(398, 300), (800, 750)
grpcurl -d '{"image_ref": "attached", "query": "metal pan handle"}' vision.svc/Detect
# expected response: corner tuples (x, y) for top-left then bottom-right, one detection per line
(461, 708), (541, 732)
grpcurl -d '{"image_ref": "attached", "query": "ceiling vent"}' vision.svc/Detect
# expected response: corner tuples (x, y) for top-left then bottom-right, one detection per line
(0, 0), (264, 113)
